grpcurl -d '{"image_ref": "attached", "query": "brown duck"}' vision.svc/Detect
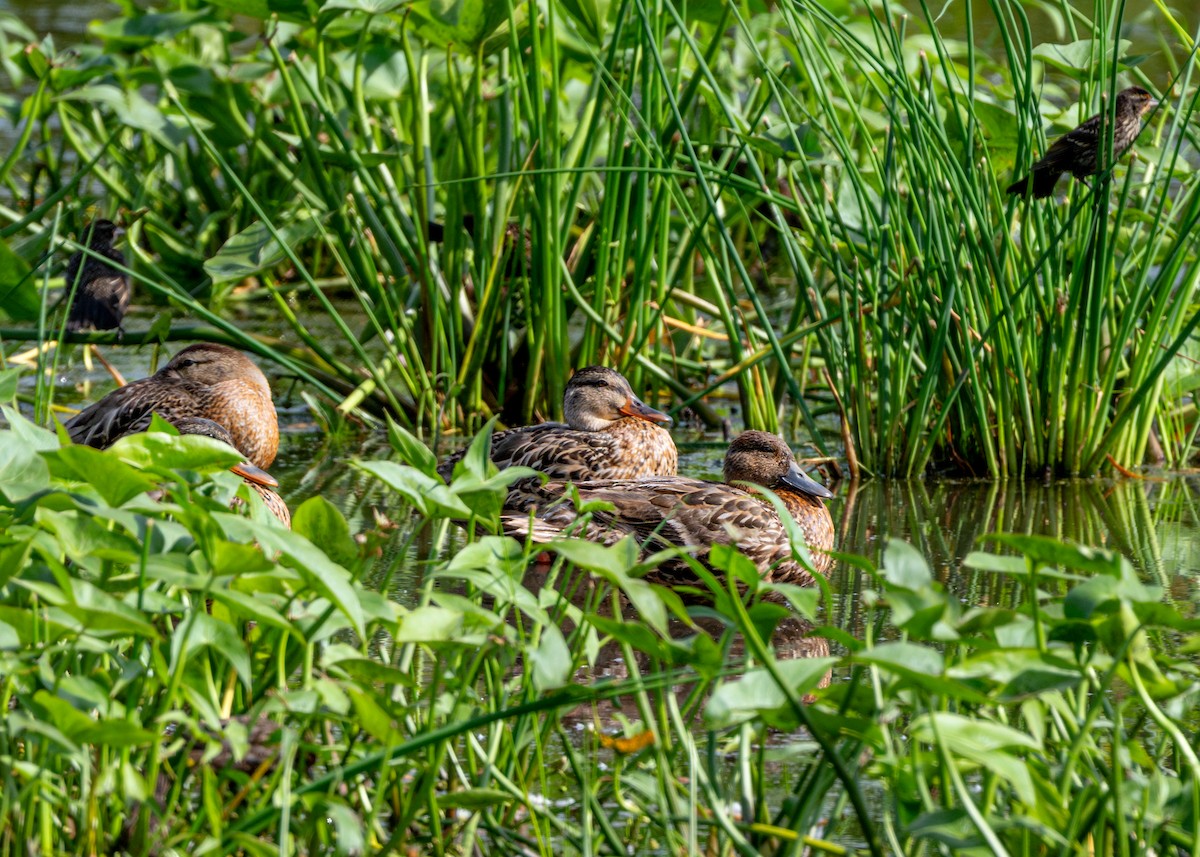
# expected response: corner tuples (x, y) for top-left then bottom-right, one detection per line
(171, 417), (291, 528)
(503, 431), (835, 584)
(65, 343), (278, 470)
(65, 220), (131, 333)
(438, 366), (676, 482)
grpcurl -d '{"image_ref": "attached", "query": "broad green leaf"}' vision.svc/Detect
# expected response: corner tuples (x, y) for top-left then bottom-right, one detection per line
(89, 9), (213, 46)
(1031, 39), (1131, 77)
(30, 691), (155, 748)
(0, 429), (50, 501)
(109, 430), (243, 474)
(49, 445), (158, 507)
(0, 236), (38, 321)
(395, 605), (463, 643)
(0, 367), (20, 405)
(882, 540), (933, 590)
(347, 688), (403, 743)
(409, 0), (510, 51)
(356, 460), (473, 518)
(57, 84), (196, 148)
(910, 712), (1040, 805)
(387, 415), (439, 475)
(170, 611), (252, 688)
(529, 624), (571, 691)
(705, 658), (838, 729)
(292, 497), (357, 568)
(203, 216), (322, 284)
(218, 514), (365, 636)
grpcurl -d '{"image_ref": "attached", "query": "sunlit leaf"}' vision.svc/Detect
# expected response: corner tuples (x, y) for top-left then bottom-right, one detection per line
(204, 216), (322, 284)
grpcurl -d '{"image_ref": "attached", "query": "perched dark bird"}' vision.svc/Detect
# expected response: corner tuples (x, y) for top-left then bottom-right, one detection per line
(502, 430), (835, 584)
(64, 220), (131, 333)
(170, 417), (291, 528)
(65, 343), (279, 470)
(1007, 86), (1156, 199)
(437, 366), (677, 483)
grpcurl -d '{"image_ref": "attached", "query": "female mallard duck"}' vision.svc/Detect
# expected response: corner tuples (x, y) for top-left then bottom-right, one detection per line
(503, 431), (835, 583)
(438, 366), (676, 482)
(171, 417), (291, 528)
(65, 343), (279, 470)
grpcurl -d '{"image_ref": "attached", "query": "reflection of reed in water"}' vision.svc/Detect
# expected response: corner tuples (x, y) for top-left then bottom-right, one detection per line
(834, 477), (1190, 638)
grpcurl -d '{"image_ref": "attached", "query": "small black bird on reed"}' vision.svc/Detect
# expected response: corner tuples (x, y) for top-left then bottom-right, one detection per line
(1006, 86), (1157, 199)
(65, 220), (131, 334)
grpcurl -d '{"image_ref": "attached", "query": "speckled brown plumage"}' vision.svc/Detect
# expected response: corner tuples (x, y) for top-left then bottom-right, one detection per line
(171, 417), (291, 528)
(65, 343), (278, 470)
(438, 366), (676, 482)
(503, 431), (835, 585)
(65, 220), (131, 333)
(1007, 86), (1156, 198)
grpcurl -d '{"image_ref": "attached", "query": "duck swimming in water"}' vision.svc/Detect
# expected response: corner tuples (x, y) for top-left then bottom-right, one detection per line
(65, 343), (279, 470)
(502, 430), (835, 584)
(438, 366), (676, 483)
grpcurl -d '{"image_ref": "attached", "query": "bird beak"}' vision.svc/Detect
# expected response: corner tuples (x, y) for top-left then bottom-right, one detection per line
(231, 460), (279, 488)
(113, 226), (126, 241)
(618, 395), (673, 427)
(780, 459), (833, 499)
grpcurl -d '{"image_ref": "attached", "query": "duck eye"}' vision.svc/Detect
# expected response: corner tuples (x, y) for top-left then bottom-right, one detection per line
(595, 379), (609, 388)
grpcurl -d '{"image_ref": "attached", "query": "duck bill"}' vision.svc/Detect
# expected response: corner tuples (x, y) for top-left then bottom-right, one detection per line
(231, 461), (279, 489)
(781, 460), (833, 499)
(618, 395), (673, 428)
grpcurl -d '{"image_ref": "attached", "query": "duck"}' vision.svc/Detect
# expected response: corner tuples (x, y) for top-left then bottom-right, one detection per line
(65, 220), (131, 334)
(438, 366), (676, 483)
(502, 430), (835, 584)
(65, 343), (279, 470)
(171, 417), (291, 528)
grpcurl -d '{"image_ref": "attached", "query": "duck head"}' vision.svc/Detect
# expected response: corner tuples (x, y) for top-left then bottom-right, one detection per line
(563, 366), (672, 431)
(724, 430), (833, 500)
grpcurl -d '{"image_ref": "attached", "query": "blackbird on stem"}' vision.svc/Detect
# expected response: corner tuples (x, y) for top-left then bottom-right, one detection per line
(64, 219), (131, 333)
(1006, 86), (1157, 199)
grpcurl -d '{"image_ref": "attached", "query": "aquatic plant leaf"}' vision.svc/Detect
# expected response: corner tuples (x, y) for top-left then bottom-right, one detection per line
(319, 800), (365, 857)
(208, 589), (292, 632)
(57, 84), (195, 149)
(170, 611), (252, 688)
(0, 369), (19, 407)
(356, 460), (473, 518)
(347, 688), (403, 743)
(986, 534), (1122, 576)
(0, 236), (37, 321)
(0, 620), (16, 650)
(36, 509), (143, 569)
(30, 691), (155, 748)
(108, 430), (243, 474)
(881, 540), (933, 590)
(910, 713), (1039, 805)
(89, 10), (213, 47)
(387, 416), (439, 476)
(204, 216), (322, 285)
(408, 0), (509, 51)
(705, 658), (838, 729)
(0, 429), (50, 501)
(49, 445), (158, 507)
(437, 789), (512, 809)
(529, 623), (571, 690)
(292, 497), (357, 568)
(558, 0), (610, 43)
(1031, 39), (1132, 77)
(395, 605), (463, 643)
